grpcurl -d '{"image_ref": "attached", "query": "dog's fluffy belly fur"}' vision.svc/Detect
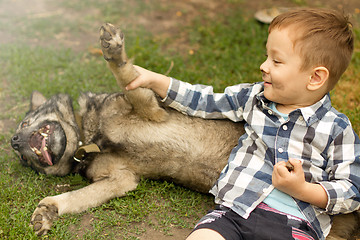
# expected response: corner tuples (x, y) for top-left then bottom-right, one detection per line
(83, 95), (242, 193)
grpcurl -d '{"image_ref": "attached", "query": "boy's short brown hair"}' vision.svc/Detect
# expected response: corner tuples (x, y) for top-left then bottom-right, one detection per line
(269, 8), (354, 90)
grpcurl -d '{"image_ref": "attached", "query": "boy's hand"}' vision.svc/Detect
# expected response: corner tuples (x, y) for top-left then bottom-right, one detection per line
(126, 65), (154, 90)
(272, 158), (328, 209)
(272, 158), (306, 197)
(126, 65), (170, 99)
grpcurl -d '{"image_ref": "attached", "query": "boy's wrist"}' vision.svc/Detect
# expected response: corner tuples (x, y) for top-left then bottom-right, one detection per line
(151, 74), (171, 99)
(293, 182), (328, 209)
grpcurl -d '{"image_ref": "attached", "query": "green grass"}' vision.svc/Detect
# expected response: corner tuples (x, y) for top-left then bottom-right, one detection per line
(0, 0), (359, 239)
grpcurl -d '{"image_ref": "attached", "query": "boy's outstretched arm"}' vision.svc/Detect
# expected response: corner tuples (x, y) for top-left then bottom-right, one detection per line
(126, 65), (171, 99)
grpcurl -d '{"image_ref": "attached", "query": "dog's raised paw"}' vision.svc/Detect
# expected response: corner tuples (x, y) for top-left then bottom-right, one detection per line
(100, 23), (126, 64)
(30, 203), (58, 236)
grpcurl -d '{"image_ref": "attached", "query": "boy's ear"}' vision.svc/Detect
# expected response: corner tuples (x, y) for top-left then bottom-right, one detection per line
(307, 67), (329, 91)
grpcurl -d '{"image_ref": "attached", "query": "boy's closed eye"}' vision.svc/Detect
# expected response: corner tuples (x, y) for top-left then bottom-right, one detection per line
(264, 53), (283, 65)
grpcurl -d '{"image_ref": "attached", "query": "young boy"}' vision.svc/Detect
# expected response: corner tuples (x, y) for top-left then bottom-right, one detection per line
(126, 9), (360, 240)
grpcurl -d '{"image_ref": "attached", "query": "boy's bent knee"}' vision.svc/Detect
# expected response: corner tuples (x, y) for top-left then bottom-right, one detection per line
(186, 228), (225, 240)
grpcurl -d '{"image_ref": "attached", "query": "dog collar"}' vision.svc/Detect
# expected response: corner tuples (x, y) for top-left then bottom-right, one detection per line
(73, 113), (101, 162)
(73, 143), (101, 162)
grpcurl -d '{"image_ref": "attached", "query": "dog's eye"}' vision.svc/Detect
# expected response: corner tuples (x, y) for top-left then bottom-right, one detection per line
(21, 121), (29, 128)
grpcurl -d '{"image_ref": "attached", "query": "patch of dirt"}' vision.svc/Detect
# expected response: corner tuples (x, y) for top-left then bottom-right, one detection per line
(1, 0), (359, 239)
(67, 213), (95, 238)
(129, 217), (192, 240)
(138, 227), (191, 240)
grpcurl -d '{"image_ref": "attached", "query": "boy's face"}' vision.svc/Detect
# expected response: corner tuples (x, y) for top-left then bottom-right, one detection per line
(260, 28), (312, 108)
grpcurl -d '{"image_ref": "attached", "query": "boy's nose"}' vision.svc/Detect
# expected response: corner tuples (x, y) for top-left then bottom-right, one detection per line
(260, 55), (272, 72)
(260, 62), (268, 74)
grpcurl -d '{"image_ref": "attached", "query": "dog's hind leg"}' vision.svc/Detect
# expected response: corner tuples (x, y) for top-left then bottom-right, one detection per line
(100, 23), (168, 122)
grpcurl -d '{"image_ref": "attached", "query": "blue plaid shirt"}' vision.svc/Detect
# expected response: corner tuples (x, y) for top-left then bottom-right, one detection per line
(163, 78), (360, 240)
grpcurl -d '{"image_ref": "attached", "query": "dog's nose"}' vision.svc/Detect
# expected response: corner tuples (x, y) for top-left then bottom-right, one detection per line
(11, 134), (20, 150)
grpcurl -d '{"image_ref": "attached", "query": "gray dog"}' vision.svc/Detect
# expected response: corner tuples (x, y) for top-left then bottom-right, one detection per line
(10, 23), (358, 239)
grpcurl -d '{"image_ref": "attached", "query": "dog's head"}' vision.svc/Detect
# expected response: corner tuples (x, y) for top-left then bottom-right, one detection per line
(11, 91), (80, 175)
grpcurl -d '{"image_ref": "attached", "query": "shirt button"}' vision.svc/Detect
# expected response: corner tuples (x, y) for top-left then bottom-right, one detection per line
(268, 110), (273, 115)
(298, 116), (304, 121)
(278, 148), (284, 153)
(282, 125), (288, 131)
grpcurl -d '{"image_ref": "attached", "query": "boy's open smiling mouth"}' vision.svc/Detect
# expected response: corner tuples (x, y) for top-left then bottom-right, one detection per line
(264, 81), (272, 86)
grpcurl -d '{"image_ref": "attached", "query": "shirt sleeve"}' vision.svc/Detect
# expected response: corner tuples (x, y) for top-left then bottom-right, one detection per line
(319, 125), (360, 215)
(162, 78), (257, 122)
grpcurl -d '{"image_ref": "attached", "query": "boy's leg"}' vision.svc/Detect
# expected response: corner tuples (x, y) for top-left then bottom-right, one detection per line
(186, 229), (225, 240)
(187, 206), (243, 240)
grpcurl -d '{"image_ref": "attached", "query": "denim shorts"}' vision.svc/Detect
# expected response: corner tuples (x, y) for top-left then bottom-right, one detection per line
(192, 203), (318, 240)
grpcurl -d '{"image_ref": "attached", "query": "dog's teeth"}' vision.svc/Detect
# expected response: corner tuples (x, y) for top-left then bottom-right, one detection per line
(31, 147), (41, 156)
(43, 146), (48, 151)
(41, 133), (48, 137)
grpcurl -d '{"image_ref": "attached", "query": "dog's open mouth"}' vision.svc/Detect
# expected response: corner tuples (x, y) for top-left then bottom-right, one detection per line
(29, 124), (54, 166)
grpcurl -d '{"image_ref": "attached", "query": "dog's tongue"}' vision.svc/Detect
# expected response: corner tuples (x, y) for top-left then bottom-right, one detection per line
(41, 137), (53, 166)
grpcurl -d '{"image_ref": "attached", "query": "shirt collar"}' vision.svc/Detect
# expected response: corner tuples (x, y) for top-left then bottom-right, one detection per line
(256, 91), (332, 126)
(298, 93), (332, 126)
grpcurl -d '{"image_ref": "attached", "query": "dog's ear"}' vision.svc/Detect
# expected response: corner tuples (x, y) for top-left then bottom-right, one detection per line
(30, 91), (47, 111)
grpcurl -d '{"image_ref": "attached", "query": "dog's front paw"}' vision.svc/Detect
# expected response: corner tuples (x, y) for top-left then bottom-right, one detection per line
(30, 202), (58, 236)
(100, 23), (126, 65)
